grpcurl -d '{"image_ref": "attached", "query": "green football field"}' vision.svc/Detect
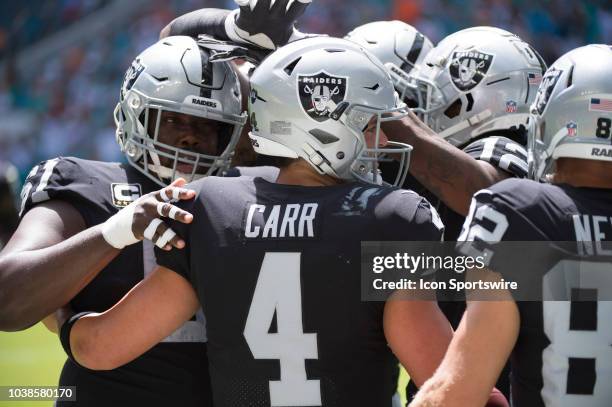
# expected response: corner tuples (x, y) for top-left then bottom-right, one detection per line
(0, 324), (64, 407)
(0, 324), (409, 406)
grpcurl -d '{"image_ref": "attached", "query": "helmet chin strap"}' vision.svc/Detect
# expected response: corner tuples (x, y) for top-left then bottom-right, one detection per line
(437, 109), (493, 145)
(144, 142), (204, 183)
(146, 161), (205, 183)
(300, 143), (341, 179)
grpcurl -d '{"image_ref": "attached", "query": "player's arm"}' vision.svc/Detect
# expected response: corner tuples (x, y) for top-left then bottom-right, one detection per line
(384, 297), (452, 387)
(42, 306), (74, 334)
(68, 266), (198, 370)
(410, 294), (519, 407)
(411, 188), (520, 406)
(382, 110), (511, 215)
(0, 201), (118, 332)
(160, 0), (313, 51)
(0, 181), (193, 332)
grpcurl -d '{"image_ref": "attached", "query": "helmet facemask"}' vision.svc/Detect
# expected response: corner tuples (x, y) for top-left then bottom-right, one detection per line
(114, 36), (247, 187)
(115, 89), (244, 186)
(407, 27), (546, 148)
(344, 103), (412, 187)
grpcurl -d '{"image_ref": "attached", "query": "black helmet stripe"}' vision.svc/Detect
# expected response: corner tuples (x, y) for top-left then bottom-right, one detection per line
(400, 32), (425, 72)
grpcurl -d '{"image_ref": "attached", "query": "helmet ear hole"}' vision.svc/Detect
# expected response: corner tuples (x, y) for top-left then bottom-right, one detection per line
(465, 93), (474, 112)
(566, 65), (574, 88)
(444, 98), (462, 118)
(284, 57), (302, 76)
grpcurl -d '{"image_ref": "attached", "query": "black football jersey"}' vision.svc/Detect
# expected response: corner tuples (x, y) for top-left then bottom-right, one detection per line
(223, 165), (279, 181)
(156, 176), (443, 407)
(381, 135), (528, 240)
(459, 178), (612, 407)
(389, 135), (528, 400)
(20, 157), (211, 407)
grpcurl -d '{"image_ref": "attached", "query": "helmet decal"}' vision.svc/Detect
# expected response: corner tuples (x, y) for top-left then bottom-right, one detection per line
(449, 50), (494, 91)
(120, 59), (145, 101)
(298, 71), (348, 122)
(532, 68), (562, 115)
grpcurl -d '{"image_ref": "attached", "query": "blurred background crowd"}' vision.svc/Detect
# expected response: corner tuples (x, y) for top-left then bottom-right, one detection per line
(0, 0), (610, 180)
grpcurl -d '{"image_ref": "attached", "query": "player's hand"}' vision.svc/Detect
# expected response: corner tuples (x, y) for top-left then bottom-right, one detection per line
(226, 0), (313, 50)
(101, 178), (195, 251)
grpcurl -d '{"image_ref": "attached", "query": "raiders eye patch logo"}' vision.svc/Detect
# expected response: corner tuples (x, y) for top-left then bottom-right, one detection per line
(533, 68), (562, 115)
(449, 50), (494, 91)
(298, 71), (348, 122)
(121, 59), (145, 101)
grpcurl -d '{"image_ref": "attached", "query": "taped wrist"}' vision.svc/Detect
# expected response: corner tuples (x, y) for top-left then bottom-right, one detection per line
(101, 201), (139, 249)
(60, 312), (95, 368)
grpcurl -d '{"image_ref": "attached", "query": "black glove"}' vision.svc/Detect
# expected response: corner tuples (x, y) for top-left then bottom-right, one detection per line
(226, 0), (313, 50)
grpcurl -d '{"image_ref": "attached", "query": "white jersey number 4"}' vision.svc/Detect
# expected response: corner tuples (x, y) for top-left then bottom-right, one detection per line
(244, 252), (321, 406)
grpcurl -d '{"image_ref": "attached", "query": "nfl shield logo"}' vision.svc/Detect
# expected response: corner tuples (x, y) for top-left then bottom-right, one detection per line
(505, 101), (518, 113)
(566, 121), (577, 136)
(297, 71), (348, 122)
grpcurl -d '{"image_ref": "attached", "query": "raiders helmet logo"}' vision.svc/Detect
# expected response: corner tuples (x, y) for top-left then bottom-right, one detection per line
(449, 50), (494, 91)
(120, 59), (145, 101)
(532, 68), (562, 115)
(298, 71), (348, 122)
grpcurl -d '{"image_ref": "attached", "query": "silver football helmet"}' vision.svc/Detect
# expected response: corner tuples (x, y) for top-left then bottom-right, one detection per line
(248, 37), (412, 186)
(409, 26), (546, 147)
(528, 44), (612, 180)
(345, 20), (434, 105)
(114, 36), (246, 186)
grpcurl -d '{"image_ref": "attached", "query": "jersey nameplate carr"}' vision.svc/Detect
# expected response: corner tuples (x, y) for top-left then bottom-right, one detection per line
(243, 202), (319, 239)
(111, 183), (142, 207)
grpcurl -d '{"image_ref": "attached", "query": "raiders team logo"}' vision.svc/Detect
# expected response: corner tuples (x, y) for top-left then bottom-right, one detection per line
(297, 71), (347, 122)
(533, 68), (562, 115)
(120, 59), (145, 101)
(449, 50), (494, 91)
(111, 183), (142, 208)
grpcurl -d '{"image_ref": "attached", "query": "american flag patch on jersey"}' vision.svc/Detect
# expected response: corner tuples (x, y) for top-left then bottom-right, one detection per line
(528, 72), (542, 85)
(589, 98), (612, 112)
(566, 121), (577, 136)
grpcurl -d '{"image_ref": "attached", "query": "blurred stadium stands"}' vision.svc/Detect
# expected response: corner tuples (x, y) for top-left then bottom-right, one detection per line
(0, 0), (610, 178)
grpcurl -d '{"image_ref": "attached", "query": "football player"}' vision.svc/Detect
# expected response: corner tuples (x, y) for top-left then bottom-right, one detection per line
(412, 44), (612, 407)
(344, 20), (434, 109)
(56, 37), (459, 407)
(162, 11), (541, 399)
(0, 36), (251, 406)
(351, 25), (545, 400)
(0, 161), (19, 249)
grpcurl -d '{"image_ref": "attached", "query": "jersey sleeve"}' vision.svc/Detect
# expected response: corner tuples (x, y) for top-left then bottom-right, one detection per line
(456, 182), (548, 286)
(153, 197), (197, 284)
(167, 8), (231, 40)
(463, 136), (528, 178)
(19, 158), (101, 224)
(378, 189), (445, 242)
(153, 178), (216, 285)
